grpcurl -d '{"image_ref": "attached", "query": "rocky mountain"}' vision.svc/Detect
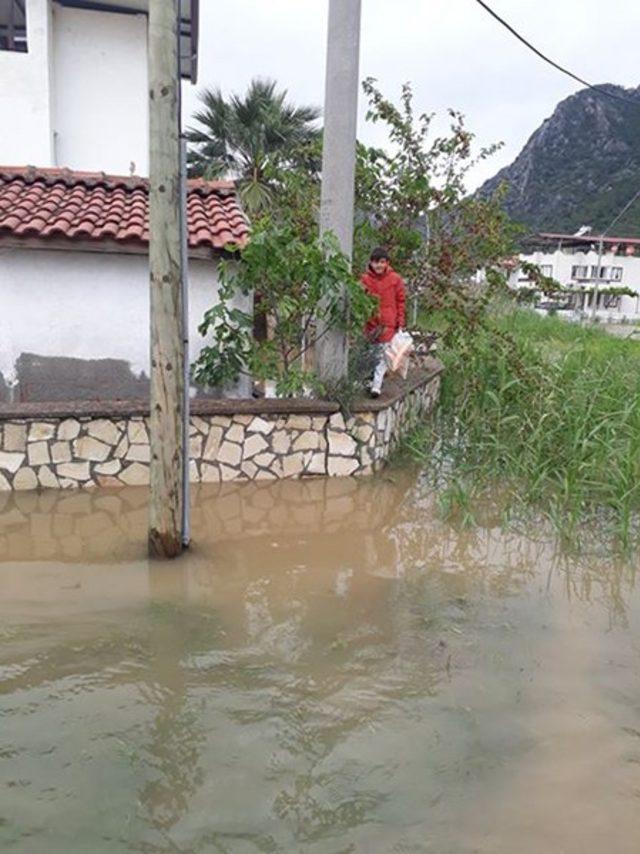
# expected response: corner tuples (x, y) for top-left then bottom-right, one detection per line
(477, 84), (640, 236)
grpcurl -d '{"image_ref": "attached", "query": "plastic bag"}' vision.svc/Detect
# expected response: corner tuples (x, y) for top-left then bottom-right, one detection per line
(384, 330), (414, 379)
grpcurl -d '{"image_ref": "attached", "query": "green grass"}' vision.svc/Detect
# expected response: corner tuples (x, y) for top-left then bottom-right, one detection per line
(404, 308), (640, 547)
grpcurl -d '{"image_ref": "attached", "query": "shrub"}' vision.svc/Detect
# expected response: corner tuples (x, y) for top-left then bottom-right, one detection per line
(192, 223), (375, 398)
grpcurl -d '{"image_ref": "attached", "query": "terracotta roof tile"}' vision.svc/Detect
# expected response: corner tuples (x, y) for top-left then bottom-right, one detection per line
(0, 166), (248, 253)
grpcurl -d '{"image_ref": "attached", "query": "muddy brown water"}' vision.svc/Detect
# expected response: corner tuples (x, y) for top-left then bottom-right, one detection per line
(1, 474), (639, 853)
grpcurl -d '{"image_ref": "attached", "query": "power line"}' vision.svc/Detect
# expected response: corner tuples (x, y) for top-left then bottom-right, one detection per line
(602, 186), (640, 236)
(473, 0), (640, 109)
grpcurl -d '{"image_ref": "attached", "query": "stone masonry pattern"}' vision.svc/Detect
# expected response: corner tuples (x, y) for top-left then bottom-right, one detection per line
(0, 373), (440, 492)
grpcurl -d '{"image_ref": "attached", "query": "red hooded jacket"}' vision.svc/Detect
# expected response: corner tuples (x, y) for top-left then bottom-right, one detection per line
(361, 265), (406, 343)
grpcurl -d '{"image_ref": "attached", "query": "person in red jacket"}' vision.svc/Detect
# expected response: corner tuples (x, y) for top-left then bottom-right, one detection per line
(361, 247), (406, 397)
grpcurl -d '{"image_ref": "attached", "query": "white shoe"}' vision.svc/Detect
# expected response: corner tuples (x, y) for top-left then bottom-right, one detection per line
(369, 386), (381, 398)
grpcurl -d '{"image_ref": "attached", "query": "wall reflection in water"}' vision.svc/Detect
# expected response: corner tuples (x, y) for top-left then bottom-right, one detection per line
(1, 476), (639, 852)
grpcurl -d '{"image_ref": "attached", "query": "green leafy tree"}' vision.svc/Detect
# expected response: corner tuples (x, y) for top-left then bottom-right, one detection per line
(519, 261), (562, 297)
(193, 79), (523, 400)
(355, 78), (519, 300)
(186, 78), (321, 214)
(192, 223), (375, 398)
(353, 77), (525, 375)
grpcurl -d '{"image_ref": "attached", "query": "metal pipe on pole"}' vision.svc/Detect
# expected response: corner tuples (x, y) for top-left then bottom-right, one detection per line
(180, 136), (191, 548)
(148, 0), (186, 558)
(316, 0), (362, 385)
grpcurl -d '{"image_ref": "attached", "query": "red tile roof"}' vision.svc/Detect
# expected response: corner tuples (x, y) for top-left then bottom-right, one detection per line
(0, 166), (248, 254)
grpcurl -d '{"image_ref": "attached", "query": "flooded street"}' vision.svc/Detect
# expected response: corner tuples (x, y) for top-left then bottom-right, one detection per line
(1, 475), (639, 853)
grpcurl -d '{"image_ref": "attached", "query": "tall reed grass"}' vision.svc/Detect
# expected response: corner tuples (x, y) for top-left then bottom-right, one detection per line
(404, 309), (640, 546)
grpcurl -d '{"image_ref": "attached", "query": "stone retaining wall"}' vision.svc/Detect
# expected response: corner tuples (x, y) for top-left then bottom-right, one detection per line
(0, 363), (442, 492)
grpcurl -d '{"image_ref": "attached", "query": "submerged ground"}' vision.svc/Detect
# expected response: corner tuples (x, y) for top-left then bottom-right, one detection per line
(411, 309), (640, 545)
(1, 474), (639, 853)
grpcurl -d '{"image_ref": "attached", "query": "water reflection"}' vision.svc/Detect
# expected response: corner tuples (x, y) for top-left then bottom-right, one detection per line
(1, 477), (639, 852)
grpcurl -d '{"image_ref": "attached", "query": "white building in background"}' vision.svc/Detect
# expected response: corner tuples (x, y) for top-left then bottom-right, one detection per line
(0, 1), (250, 405)
(511, 232), (640, 320)
(0, 0), (198, 174)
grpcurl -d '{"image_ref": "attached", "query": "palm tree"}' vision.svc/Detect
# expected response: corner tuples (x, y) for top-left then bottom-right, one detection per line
(186, 78), (321, 214)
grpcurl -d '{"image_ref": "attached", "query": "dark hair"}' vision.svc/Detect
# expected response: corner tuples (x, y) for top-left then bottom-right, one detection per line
(370, 246), (390, 262)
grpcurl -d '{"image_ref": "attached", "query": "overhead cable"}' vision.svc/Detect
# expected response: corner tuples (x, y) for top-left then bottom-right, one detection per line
(473, 0), (640, 109)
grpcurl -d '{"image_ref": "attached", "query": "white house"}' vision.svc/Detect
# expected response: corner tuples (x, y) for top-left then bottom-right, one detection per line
(0, 0), (249, 404)
(0, 0), (198, 174)
(510, 232), (640, 320)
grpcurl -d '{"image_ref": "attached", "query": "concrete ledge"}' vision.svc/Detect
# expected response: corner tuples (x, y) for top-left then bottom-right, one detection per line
(0, 360), (443, 491)
(0, 360), (443, 420)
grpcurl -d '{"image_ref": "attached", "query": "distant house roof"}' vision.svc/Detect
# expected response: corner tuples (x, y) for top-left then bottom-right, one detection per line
(0, 166), (248, 257)
(536, 232), (640, 247)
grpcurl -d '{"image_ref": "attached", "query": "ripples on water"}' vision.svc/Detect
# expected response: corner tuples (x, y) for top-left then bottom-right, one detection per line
(1, 475), (639, 853)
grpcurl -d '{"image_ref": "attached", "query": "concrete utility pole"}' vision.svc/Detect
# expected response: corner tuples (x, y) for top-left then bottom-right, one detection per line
(148, 0), (186, 558)
(316, 0), (362, 384)
(589, 186), (640, 321)
(590, 235), (604, 321)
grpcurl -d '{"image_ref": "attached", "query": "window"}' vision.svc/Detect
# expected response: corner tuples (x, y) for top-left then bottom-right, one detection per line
(603, 293), (621, 309)
(0, 1), (27, 53)
(540, 264), (553, 277)
(571, 265), (588, 279)
(591, 266), (623, 281)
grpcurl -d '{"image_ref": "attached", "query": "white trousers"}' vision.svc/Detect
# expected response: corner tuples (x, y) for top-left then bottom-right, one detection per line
(371, 344), (388, 393)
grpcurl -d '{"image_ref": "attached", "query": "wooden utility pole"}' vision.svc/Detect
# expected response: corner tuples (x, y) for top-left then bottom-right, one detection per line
(148, 0), (185, 558)
(316, 0), (362, 384)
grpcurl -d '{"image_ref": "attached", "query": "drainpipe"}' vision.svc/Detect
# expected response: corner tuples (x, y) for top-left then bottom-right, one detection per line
(180, 136), (190, 547)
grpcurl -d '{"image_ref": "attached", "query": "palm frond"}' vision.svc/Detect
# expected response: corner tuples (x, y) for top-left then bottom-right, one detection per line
(186, 77), (321, 205)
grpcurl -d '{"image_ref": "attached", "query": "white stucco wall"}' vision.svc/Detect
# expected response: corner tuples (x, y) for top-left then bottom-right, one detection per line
(2, 1), (195, 175)
(0, 248), (249, 397)
(51, 4), (149, 174)
(0, 0), (55, 166)
(513, 247), (640, 318)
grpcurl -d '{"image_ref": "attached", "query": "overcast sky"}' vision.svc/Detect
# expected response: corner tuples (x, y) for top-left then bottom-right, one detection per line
(182, 0), (640, 190)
